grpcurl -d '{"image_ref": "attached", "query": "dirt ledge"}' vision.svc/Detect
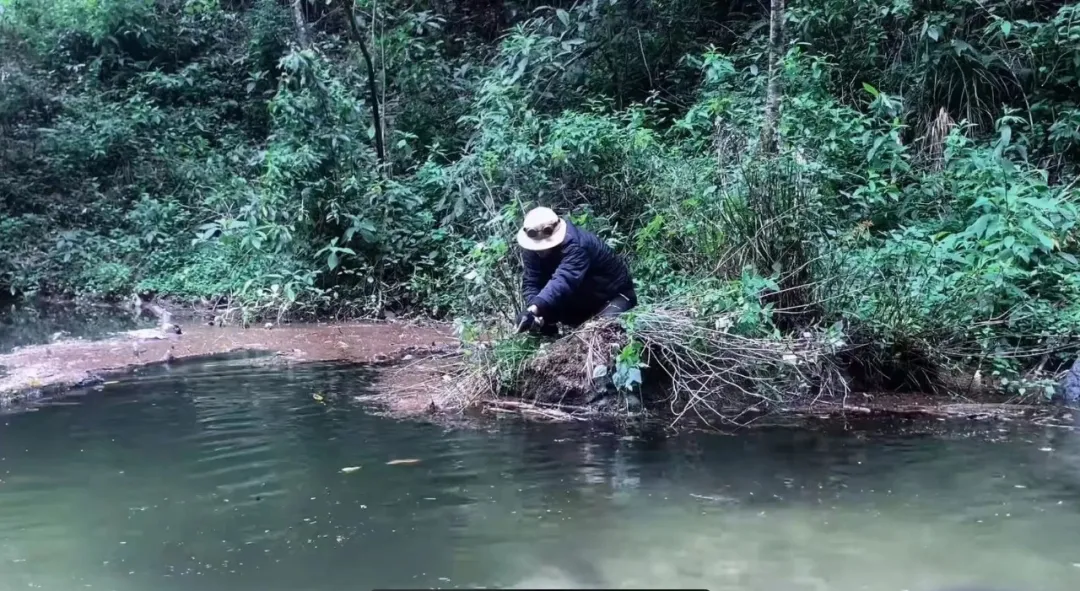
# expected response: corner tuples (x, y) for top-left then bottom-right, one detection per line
(3, 320), (1075, 432)
(0, 321), (457, 405)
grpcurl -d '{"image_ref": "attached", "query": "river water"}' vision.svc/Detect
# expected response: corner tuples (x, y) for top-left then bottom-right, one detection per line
(0, 302), (156, 354)
(1, 356), (1079, 591)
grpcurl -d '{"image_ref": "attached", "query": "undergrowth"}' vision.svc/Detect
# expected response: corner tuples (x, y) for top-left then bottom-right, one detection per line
(4, 0), (1080, 411)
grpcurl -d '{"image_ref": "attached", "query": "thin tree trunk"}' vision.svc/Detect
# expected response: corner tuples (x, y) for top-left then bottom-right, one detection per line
(342, 0), (387, 173)
(292, 0), (309, 47)
(760, 0), (785, 154)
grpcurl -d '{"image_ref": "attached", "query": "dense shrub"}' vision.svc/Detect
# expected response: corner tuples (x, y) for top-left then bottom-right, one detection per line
(3, 0), (1080, 393)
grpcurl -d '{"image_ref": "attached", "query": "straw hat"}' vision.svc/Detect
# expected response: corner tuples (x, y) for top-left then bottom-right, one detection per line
(516, 207), (568, 251)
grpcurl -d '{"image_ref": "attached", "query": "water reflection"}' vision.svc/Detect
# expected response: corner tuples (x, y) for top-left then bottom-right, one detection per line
(0, 360), (1078, 591)
(0, 301), (157, 353)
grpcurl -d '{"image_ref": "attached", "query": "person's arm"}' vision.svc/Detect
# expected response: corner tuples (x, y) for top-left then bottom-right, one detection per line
(530, 244), (590, 316)
(521, 251), (547, 307)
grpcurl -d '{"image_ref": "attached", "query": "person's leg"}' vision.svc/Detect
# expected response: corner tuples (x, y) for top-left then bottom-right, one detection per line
(596, 290), (636, 319)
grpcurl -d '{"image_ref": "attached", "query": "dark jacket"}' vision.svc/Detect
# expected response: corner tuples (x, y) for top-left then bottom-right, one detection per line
(521, 219), (635, 318)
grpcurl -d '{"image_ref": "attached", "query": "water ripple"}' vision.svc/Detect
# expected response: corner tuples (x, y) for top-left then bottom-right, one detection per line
(1, 364), (1080, 591)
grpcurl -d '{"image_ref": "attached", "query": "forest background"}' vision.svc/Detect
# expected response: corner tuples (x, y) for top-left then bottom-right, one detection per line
(4, 0), (1080, 398)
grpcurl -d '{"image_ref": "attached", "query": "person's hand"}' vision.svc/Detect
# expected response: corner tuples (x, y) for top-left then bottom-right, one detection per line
(527, 305), (544, 328)
(516, 305), (545, 333)
(515, 309), (536, 333)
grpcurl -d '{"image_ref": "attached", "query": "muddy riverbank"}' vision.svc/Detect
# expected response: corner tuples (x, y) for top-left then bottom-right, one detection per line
(1, 310), (1075, 431)
(0, 320), (457, 407)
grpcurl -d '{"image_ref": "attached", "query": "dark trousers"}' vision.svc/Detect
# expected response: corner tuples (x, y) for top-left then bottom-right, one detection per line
(534, 289), (636, 336)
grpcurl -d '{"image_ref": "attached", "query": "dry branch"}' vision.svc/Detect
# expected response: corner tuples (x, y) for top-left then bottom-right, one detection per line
(433, 308), (850, 426)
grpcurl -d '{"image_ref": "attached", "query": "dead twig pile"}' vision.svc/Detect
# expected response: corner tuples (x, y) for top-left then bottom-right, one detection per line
(432, 308), (851, 426)
(517, 320), (627, 405)
(629, 309), (849, 425)
(431, 321), (627, 418)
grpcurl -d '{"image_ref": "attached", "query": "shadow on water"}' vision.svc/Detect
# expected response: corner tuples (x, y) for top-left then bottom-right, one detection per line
(0, 301), (158, 353)
(1, 360), (1080, 590)
(0, 350), (283, 416)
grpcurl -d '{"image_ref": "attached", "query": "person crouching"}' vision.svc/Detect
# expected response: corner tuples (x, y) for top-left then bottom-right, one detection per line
(514, 207), (636, 336)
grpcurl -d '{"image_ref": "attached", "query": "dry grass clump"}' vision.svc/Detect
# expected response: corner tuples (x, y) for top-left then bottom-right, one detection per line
(429, 321), (627, 421)
(432, 308), (850, 425)
(628, 308), (848, 424)
(517, 320), (628, 405)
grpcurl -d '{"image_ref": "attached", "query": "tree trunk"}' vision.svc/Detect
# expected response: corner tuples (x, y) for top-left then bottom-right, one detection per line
(292, 0), (309, 47)
(342, 0), (387, 173)
(760, 0), (785, 154)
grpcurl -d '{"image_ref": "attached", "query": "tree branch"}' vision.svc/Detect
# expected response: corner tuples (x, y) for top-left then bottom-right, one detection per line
(760, 0), (785, 154)
(342, 0), (387, 173)
(292, 0), (310, 47)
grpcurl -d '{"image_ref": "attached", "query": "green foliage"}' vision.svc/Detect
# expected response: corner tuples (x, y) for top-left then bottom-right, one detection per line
(612, 339), (645, 392)
(4, 0), (1080, 387)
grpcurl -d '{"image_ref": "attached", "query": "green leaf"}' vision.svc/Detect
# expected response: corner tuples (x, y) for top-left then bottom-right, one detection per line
(996, 125), (1012, 153)
(1021, 218), (1054, 251)
(508, 57), (529, 84)
(967, 213), (991, 238)
(1058, 252), (1078, 266)
(1001, 21), (1012, 37)
(328, 250), (339, 270)
(556, 8), (570, 26)
(861, 82), (879, 97)
(867, 135), (888, 162)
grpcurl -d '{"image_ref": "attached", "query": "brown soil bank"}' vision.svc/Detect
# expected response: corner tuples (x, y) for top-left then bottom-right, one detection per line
(2, 312), (1075, 432)
(427, 315), (1080, 430)
(0, 321), (456, 405)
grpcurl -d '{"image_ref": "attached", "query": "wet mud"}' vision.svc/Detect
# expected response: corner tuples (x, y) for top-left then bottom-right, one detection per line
(0, 321), (457, 408)
(1, 313), (1075, 432)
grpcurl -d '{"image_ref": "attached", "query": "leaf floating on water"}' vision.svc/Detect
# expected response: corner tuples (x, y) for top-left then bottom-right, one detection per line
(1039, 447), (1053, 452)
(312, 393), (325, 403)
(340, 466), (361, 474)
(386, 459), (421, 466)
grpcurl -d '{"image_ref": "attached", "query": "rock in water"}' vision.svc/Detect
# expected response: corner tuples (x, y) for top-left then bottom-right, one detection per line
(1060, 357), (1080, 405)
(74, 373), (105, 388)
